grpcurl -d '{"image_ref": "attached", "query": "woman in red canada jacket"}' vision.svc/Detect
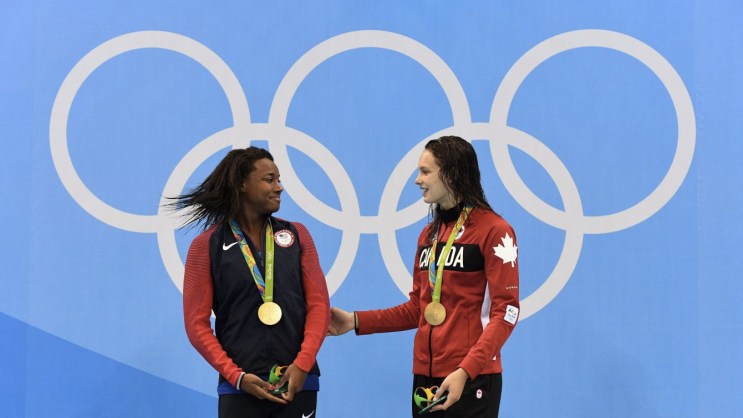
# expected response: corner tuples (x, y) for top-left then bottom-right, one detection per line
(329, 135), (519, 418)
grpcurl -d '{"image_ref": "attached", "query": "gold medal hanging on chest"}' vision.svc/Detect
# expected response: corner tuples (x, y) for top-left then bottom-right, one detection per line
(258, 301), (282, 326)
(425, 207), (470, 326)
(229, 219), (282, 326)
(424, 301), (446, 326)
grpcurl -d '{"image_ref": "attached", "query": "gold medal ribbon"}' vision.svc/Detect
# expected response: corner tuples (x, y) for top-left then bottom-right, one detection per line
(428, 207), (471, 304)
(228, 218), (275, 303)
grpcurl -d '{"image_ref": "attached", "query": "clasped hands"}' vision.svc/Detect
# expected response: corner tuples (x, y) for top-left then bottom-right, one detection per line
(238, 363), (307, 404)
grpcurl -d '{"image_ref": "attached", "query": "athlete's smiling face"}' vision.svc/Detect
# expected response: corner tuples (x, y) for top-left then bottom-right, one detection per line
(415, 150), (456, 209)
(240, 158), (283, 215)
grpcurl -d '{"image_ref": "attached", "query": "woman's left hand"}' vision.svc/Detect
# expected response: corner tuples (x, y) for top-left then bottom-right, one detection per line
(431, 368), (469, 412)
(277, 363), (308, 402)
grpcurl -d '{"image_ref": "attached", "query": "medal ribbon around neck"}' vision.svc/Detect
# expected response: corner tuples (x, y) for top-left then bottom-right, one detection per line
(428, 207), (471, 303)
(228, 218), (275, 303)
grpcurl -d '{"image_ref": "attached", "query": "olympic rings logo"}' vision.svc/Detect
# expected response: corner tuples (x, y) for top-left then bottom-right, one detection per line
(49, 29), (695, 321)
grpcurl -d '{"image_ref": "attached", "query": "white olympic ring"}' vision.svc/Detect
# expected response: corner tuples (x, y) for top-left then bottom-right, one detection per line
(50, 29), (695, 320)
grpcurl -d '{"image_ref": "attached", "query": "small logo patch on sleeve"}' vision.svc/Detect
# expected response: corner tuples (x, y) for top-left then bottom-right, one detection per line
(504, 305), (519, 324)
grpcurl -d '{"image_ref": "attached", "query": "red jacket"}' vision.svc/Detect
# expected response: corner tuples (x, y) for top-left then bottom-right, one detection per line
(183, 219), (330, 387)
(357, 207), (519, 379)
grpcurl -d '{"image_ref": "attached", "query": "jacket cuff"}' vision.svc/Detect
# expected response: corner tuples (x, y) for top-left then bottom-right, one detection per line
(293, 353), (314, 373)
(457, 358), (480, 381)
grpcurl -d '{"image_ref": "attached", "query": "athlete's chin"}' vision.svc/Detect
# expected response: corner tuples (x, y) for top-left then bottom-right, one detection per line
(260, 203), (280, 215)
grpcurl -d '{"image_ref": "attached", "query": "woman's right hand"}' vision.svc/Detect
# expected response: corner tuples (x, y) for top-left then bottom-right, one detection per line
(327, 307), (356, 336)
(239, 373), (289, 404)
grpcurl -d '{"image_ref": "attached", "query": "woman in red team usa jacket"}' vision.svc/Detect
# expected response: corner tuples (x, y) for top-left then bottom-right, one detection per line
(173, 146), (330, 418)
(329, 136), (520, 418)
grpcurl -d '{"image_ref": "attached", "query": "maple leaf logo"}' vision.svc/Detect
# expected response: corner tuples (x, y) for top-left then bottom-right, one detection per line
(493, 232), (518, 267)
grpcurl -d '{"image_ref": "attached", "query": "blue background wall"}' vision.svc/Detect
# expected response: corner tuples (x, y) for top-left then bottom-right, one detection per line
(1, 1), (741, 417)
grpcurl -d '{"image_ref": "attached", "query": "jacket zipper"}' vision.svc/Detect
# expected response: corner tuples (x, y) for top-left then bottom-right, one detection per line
(428, 325), (434, 376)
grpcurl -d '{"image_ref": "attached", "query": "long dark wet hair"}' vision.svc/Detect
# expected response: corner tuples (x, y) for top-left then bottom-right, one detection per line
(424, 135), (493, 242)
(167, 146), (274, 230)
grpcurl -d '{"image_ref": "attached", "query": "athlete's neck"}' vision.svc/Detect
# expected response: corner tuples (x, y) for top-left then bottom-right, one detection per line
(438, 202), (464, 223)
(238, 212), (269, 243)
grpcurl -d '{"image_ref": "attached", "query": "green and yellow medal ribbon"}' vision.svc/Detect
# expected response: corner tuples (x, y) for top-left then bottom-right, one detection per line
(424, 207), (470, 326)
(228, 218), (281, 325)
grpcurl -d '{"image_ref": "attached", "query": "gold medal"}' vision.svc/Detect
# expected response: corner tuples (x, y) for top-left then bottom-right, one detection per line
(258, 301), (282, 325)
(424, 302), (446, 326)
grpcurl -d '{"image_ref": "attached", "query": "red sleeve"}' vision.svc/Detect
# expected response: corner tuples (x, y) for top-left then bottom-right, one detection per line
(458, 218), (520, 379)
(356, 230), (425, 334)
(293, 222), (331, 372)
(183, 227), (243, 386)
